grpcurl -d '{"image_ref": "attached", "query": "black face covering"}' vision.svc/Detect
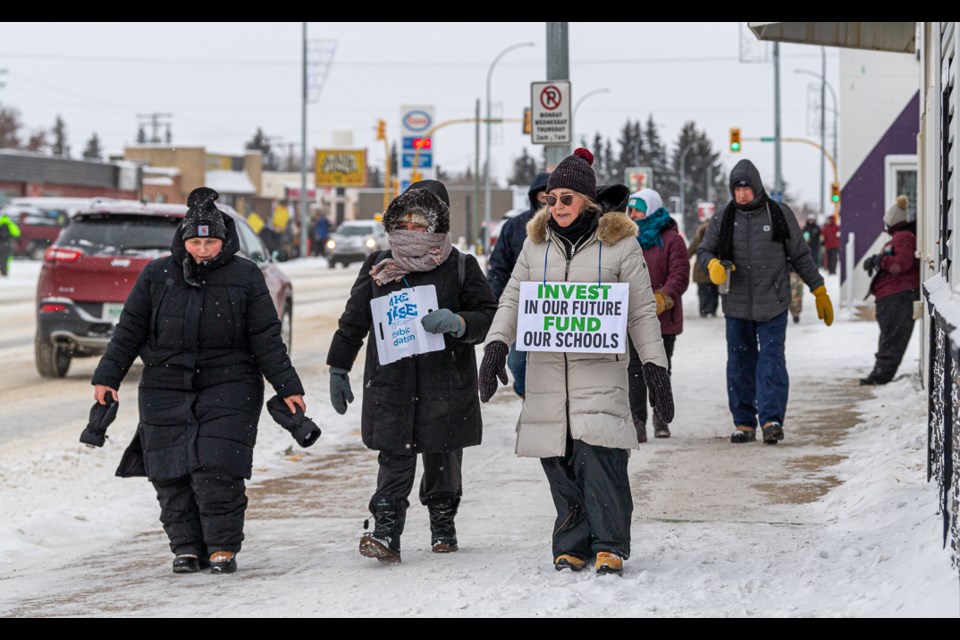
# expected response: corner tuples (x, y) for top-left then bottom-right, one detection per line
(548, 208), (598, 244)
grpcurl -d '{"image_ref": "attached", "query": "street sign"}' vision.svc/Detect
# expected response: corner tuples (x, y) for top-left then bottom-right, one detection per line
(624, 167), (653, 193)
(530, 81), (571, 145)
(401, 152), (433, 169)
(399, 105), (436, 185)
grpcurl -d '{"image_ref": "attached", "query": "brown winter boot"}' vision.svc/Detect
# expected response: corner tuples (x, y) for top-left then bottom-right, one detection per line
(209, 551), (237, 574)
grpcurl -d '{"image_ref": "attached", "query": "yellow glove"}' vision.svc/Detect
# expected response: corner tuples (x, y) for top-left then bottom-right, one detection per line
(654, 291), (674, 315)
(812, 285), (834, 326)
(708, 258), (733, 285)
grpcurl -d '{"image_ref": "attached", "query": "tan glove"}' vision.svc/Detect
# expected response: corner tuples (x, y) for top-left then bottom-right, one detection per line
(654, 291), (674, 316)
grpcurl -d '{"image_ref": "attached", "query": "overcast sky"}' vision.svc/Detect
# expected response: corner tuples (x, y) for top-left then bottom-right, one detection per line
(0, 22), (840, 209)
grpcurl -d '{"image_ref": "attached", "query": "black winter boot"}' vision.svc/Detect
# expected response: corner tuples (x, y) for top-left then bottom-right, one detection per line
(427, 497), (460, 553)
(360, 496), (407, 563)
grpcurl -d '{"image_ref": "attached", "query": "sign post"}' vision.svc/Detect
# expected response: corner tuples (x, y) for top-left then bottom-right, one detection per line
(530, 81), (571, 146)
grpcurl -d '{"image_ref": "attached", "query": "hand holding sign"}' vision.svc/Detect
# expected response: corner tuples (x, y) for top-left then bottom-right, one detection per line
(421, 308), (465, 337)
(478, 341), (509, 403)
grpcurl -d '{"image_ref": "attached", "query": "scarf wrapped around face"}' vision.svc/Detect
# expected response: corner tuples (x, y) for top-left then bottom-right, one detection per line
(635, 208), (672, 250)
(370, 230), (453, 286)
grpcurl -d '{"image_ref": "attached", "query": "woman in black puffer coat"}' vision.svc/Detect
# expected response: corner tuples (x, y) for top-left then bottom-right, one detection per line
(91, 187), (305, 575)
(327, 180), (497, 564)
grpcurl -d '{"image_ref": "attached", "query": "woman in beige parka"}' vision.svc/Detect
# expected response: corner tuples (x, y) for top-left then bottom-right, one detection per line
(478, 148), (674, 576)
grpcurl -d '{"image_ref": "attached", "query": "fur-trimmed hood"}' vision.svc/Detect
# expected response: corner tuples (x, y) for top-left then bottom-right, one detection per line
(526, 207), (638, 246)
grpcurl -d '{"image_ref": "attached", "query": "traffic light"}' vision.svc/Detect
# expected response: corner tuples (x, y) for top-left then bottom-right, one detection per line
(523, 108), (531, 135)
(376, 119), (386, 141)
(729, 127), (741, 152)
(831, 182), (840, 204)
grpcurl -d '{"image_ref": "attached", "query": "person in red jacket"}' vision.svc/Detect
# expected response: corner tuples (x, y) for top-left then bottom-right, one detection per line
(822, 216), (841, 275)
(626, 189), (690, 440)
(861, 195), (919, 385)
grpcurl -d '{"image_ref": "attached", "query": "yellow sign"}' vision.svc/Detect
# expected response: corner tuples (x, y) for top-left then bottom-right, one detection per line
(246, 211), (265, 234)
(205, 154), (234, 170)
(315, 149), (367, 187)
(272, 204), (290, 230)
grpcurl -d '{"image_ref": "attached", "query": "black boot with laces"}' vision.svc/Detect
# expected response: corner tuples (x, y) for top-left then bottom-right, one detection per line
(360, 497), (406, 563)
(427, 497), (460, 553)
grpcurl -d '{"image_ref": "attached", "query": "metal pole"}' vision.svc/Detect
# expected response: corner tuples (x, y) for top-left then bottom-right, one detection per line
(572, 88), (609, 150)
(845, 231), (855, 310)
(472, 98), (480, 248)
(678, 142), (695, 231)
(820, 47), (826, 214)
(544, 23), (570, 170)
(299, 22), (308, 259)
(773, 42), (783, 194)
(484, 41), (535, 256)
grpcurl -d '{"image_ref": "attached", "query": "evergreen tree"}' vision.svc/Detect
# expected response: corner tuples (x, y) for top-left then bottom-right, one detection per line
(245, 127), (280, 170)
(0, 108), (23, 149)
(603, 137), (616, 186)
(671, 122), (726, 236)
(82, 132), (103, 160)
(51, 115), (69, 157)
(136, 126), (147, 144)
(643, 115), (674, 197)
(510, 147), (537, 185)
(615, 120), (642, 186)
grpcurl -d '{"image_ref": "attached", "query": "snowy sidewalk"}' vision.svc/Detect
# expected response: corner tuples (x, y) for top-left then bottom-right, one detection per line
(0, 276), (956, 617)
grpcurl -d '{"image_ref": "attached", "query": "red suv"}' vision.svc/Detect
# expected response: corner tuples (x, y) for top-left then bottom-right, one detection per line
(35, 202), (294, 378)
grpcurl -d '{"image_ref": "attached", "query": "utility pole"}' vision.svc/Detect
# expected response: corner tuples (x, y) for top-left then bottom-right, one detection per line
(773, 42), (783, 197)
(544, 23), (570, 169)
(136, 113), (173, 144)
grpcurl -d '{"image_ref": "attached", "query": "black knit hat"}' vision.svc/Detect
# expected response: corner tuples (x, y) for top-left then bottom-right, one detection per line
(382, 180), (450, 234)
(547, 148), (597, 199)
(181, 187), (227, 241)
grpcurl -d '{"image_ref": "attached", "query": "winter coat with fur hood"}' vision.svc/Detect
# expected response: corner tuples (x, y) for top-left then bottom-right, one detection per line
(486, 207), (668, 458)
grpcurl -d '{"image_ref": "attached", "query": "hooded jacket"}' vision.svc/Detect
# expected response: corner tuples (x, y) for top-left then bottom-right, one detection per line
(487, 172), (550, 299)
(92, 214), (303, 480)
(696, 160), (824, 321)
(486, 206), (668, 457)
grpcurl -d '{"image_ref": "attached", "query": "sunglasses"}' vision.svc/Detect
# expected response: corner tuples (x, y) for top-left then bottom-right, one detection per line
(545, 193), (576, 207)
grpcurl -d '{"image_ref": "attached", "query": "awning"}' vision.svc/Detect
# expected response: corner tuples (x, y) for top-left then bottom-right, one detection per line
(205, 170), (257, 195)
(747, 22), (916, 54)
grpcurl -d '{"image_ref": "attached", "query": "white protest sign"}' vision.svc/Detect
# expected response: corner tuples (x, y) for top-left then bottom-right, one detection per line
(516, 281), (629, 354)
(370, 285), (446, 365)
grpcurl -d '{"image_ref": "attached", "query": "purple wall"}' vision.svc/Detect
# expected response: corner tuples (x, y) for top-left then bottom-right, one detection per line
(840, 92), (919, 283)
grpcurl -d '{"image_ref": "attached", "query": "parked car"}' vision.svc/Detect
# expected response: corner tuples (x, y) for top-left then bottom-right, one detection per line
(2, 197), (124, 259)
(325, 219), (389, 268)
(35, 202), (293, 378)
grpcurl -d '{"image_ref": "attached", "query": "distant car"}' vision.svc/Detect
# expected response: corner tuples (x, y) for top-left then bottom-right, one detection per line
(35, 202), (293, 378)
(486, 207), (525, 249)
(325, 219), (389, 268)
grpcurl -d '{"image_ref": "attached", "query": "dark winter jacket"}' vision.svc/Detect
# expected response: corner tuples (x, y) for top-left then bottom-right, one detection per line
(486, 172), (550, 299)
(640, 218), (689, 336)
(870, 222), (920, 300)
(803, 221), (822, 254)
(92, 215), (303, 481)
(696, 160), (824, 322)
(327, 248), (498, 454)
(687, 221), (712, 285)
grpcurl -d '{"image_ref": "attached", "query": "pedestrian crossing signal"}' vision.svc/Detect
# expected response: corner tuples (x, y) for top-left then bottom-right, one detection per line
(730, 128), (741, 152)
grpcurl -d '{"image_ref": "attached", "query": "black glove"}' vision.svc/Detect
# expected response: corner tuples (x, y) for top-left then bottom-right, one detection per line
(329, 367), (354, 415)
(79, 395), (119, 448)
(863, 254), (881, 275)
(642, 362), (674, 424)
(266, 395), (321, 448)
(478, 341), (509, 403)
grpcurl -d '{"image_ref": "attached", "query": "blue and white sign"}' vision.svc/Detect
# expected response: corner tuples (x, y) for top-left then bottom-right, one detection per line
(369, 284), (445, 365)
(399, 105), (436, 184)
(401, 152), (433, 169)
